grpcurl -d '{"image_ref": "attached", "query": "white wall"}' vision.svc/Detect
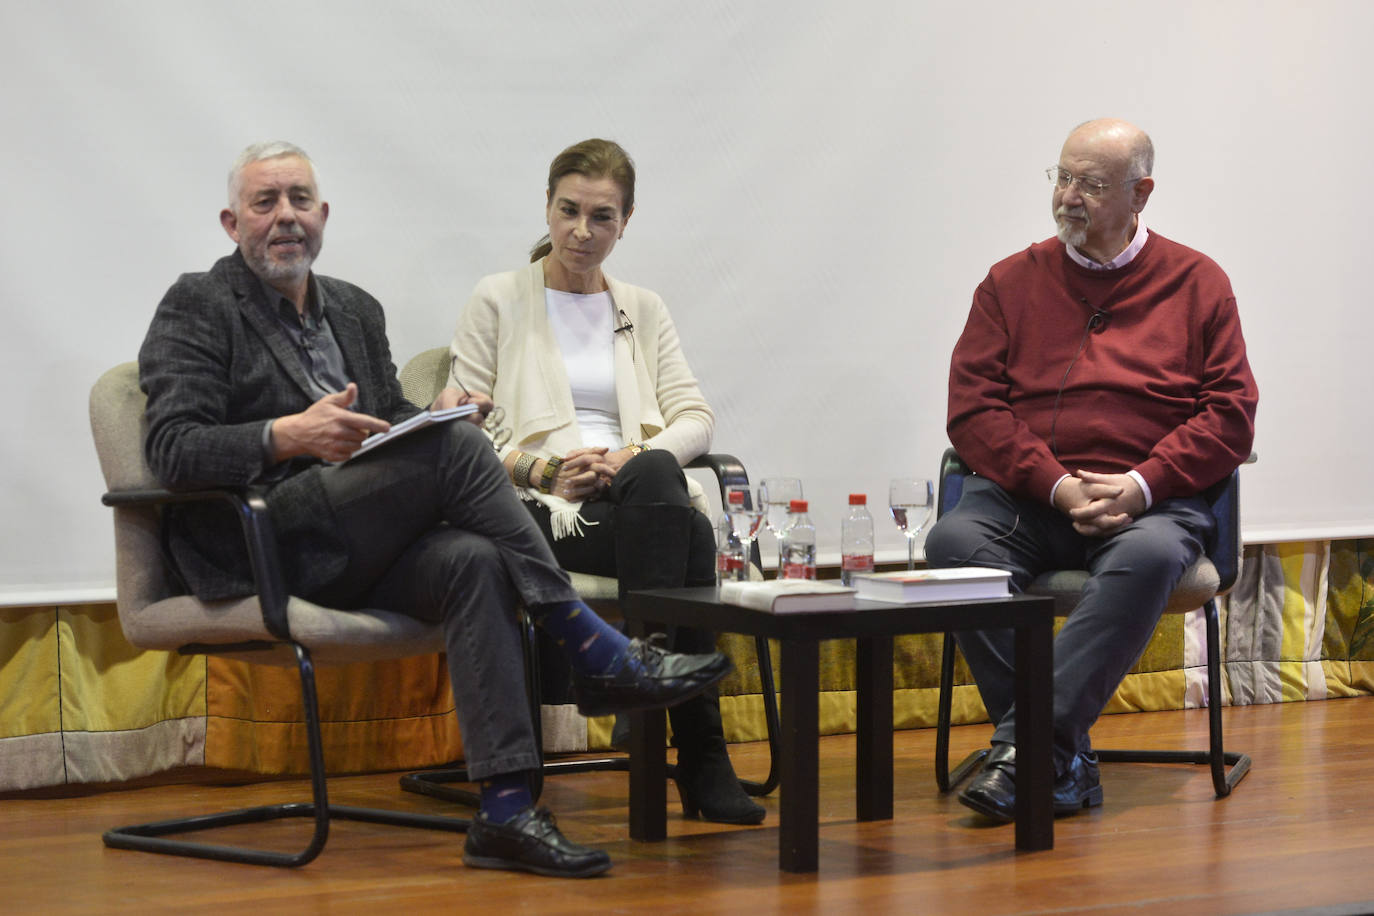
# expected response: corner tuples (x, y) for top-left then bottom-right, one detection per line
(2, 0), (1370, 603)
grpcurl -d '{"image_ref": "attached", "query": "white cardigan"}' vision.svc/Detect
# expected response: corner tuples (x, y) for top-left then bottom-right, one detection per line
(449, 260), (715, 534)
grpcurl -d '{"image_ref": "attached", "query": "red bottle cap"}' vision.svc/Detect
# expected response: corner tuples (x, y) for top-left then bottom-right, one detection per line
(727, 490), (745, 504)
(790, 499), (808, 512)
(849, 493), (866, 505)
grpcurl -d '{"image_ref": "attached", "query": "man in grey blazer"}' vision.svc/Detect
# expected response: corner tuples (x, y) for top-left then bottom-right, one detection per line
(138, 141), (729, 878)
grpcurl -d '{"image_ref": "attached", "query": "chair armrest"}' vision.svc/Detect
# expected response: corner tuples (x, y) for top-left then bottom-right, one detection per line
(937, 447), (972, 518)
(1204, 468), (1242, 596)
(686, 452), (750, 501)
(101, 485), (293, 642)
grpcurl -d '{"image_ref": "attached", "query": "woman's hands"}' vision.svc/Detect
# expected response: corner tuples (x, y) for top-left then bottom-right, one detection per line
(508, 444), (649, 501)
(543, 447), (612, 501)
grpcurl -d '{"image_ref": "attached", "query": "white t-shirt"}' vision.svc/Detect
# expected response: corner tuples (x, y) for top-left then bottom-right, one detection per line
(545, 287), (623, 450)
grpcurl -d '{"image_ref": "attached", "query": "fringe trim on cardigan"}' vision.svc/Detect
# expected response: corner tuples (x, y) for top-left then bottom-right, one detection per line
(517, 488), (600, 540)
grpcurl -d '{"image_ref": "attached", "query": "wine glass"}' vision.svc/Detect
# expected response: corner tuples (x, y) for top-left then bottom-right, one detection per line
(888, 477), (934, 570)
(724, 485), (763, 581)
(759, 477), (803, 575)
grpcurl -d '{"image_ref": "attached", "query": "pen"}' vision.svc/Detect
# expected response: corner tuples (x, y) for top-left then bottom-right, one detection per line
(448, 355), (473, 399)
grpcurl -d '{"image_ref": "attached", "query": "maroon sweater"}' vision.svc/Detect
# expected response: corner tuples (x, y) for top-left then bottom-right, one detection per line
(946, 230), (1258, 506)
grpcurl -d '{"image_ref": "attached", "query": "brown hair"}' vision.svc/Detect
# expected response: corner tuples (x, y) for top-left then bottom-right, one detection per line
(530, 138), (636, 262)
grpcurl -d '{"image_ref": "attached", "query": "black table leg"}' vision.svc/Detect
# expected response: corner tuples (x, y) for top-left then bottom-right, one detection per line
(627, 619), (667, 842)
(1013, 615), (1054, 851)
(778, 638), (819, 872)
(855, 635), (894, 821)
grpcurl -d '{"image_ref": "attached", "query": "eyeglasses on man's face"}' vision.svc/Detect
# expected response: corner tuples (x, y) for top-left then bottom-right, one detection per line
(1045, 167), (1142, 199)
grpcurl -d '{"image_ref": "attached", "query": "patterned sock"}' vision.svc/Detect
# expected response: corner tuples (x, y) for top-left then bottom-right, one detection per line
(479, 771), (534, 824)
(528, 599), (630, 674)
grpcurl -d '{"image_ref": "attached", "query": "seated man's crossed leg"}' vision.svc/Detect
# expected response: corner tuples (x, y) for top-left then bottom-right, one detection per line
(313, 421), (730, 875)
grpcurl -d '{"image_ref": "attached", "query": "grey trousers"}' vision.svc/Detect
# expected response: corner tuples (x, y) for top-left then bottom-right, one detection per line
(924, 475), (1215, 772)
(306, 420), (578, 781)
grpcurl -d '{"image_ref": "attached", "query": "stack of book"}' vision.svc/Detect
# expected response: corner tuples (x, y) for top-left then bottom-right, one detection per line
(717, 566), (1011, 612)
(718, 579), (857, 613)
(849, 567), (1011, 603)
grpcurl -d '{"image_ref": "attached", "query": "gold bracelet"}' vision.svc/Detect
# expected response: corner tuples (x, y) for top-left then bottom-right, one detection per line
(539, 456), (564, 494)
(513, 452), (538, 488)
(626, 441), (651, 457)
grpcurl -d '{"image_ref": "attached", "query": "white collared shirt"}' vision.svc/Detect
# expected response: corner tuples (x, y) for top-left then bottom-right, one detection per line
(1065, 219), (1149, 271)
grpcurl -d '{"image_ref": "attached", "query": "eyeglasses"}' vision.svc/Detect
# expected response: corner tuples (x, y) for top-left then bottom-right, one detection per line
(482, 406), (511, 450)
(1045, 167), (1143, 199)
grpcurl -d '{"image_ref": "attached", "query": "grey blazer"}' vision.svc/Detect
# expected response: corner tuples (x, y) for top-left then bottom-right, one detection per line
(138, 250), (421, 600)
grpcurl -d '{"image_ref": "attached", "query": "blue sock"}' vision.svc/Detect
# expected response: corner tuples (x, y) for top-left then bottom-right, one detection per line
(528, 599), (630, 674)
(480, 771), (534, 824)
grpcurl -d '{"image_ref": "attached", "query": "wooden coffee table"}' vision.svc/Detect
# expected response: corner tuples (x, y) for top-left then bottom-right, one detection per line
(621, 586), (1056, 872)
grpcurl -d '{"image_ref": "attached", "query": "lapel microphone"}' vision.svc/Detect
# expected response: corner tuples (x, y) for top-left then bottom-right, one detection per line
(613, 309), (634, 334)
(1088, 310), (1110, 331)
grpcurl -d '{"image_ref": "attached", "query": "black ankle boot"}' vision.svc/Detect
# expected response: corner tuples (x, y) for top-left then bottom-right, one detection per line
(669, 694), (766, 825)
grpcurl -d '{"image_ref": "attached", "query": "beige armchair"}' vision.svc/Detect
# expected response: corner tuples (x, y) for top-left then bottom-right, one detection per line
(89, 362), (475, 866)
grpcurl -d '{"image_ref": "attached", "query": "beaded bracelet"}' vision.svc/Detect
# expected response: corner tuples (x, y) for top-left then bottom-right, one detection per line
(538, 456), (564, 494)
(513, 452), (538, 489)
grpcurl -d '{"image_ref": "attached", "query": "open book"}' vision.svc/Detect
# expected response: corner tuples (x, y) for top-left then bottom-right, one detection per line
(348, 403), (479, 460)
(850, 567), (1011, 604)
(719, 579), (857, 613)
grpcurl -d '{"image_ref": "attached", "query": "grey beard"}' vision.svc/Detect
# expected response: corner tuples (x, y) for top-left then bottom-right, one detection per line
(249, 251), (312, 288)
(1055, 219), (1087, 249)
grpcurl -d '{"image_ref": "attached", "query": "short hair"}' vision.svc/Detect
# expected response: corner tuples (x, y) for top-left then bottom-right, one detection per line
(1128, 132), (1155, 178)
(530, 139), (636, 262)
(226, 141), (319, 208)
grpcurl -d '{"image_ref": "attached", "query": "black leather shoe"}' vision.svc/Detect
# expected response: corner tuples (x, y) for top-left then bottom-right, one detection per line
(1053, 751), (1103, 815)
(463, 807), (611, 878)
(572, 636), (731, 718)
(958, 743), (1016, 823)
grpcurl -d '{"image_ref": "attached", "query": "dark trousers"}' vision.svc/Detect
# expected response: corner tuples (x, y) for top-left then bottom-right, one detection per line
(523, 450), (715, 584)
(924, 475), (1215, 771)
(524, 450), (719, 700)
(306, 420), (578, 781)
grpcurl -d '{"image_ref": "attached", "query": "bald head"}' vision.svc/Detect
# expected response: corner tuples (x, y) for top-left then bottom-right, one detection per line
(1067, 118), (1154, 179)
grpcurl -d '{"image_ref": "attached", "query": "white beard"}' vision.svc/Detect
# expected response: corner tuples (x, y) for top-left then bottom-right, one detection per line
(1055, 208), (1088, 248)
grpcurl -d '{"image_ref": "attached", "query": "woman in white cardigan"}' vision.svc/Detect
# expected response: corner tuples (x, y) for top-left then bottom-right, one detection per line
(441, 139), (764, 826)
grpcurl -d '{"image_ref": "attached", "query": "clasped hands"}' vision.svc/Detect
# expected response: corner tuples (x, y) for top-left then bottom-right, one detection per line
(1054, 469), (1146, 537)
(536, 446), (638, 502)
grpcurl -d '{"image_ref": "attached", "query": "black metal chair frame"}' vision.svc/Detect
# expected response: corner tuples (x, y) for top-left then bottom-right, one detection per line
(932, 448), (1252, 799)
(400, 453), (782, 807)
(100, 486), (469, 867)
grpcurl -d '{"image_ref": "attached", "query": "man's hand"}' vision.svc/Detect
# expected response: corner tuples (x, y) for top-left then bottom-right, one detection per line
(431, 386), (494, 426)
(1054, 470), (1146, 537)
(271, 383), (391, 463)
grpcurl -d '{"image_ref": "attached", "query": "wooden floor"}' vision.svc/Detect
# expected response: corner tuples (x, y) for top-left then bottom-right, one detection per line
(4, 697), (1373, 915)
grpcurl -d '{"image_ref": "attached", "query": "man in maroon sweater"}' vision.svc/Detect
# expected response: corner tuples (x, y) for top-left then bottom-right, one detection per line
(925, 119), (1258, 823)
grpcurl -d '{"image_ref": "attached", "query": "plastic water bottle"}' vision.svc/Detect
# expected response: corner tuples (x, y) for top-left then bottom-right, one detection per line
(716, 509), (746, 585)
(840, 493), (875, 586)
(779, 499), (817, 580)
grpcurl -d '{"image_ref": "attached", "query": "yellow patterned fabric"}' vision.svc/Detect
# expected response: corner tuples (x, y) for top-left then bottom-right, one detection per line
(3, 539), (1372, 790)
(204, 654), (463, 774)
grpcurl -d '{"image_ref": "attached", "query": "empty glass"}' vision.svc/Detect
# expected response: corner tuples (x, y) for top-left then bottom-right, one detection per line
(888, 477), (934, 570)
